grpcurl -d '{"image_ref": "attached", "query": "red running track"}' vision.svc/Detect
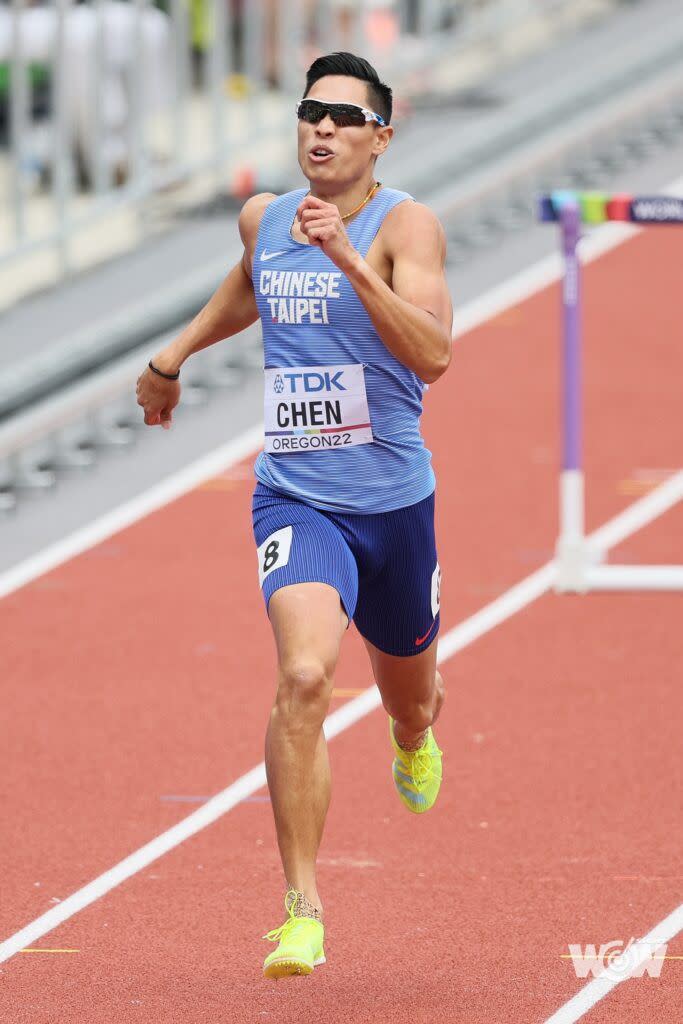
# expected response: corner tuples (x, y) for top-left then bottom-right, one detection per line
(1, 227), (682, 1023)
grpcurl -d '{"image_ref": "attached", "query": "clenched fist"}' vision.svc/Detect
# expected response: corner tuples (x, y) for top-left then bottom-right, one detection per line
(135, 362), (180, 429)
(296, 195), (359, 272)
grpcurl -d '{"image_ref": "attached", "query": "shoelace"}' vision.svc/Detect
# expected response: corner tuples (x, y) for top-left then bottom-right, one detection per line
(401, 738), (444, 791)
(263, 889), (316, 943)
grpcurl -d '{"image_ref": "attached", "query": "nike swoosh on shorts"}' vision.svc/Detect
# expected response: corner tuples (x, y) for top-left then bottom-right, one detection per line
(414, 619), (437, 646)
(261, 249), (288, 262)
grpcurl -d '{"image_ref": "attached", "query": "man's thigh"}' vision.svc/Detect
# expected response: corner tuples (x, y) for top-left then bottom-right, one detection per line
(269, 582), (348, 674)
(252, 484), (358, 669)
(353, 490), (441, 658)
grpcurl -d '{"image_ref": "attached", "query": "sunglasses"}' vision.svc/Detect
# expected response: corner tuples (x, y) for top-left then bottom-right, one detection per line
(296, 98), (387, 128)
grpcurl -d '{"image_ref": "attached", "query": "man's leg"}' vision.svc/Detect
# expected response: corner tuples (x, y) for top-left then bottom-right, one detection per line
(363, 638), (445, 814)
(363, 637), (445, 750)
(266, 581), (348, 916)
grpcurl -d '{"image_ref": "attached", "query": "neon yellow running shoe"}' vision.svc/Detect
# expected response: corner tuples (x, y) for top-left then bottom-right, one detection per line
(390, 717), (443, 814)
(262, 890), (325, 979)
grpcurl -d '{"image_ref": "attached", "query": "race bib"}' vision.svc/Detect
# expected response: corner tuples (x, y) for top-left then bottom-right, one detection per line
(263, 364), (374, 454)
(257, 526), (293, 587)
(431, 562), (441, 618)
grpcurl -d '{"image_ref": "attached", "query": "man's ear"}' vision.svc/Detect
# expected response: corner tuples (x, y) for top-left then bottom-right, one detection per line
(372, 124), (394, 158)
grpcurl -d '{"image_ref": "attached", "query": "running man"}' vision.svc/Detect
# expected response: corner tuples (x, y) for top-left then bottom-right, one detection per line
(136, 51), (453, 979)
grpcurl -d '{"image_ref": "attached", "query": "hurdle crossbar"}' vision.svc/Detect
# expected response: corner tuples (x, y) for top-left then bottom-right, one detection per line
(539, 191), (683, 593)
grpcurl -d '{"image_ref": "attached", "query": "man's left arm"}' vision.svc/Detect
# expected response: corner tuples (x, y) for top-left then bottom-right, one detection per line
(298, 196), (453, 384)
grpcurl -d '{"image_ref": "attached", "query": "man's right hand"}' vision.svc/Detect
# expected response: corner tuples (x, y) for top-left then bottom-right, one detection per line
(136, 360), (180, 430)
(133, 190), (273, 431)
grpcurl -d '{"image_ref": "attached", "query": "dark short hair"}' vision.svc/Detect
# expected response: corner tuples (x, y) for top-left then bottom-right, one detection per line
(303, 52), (392, 125)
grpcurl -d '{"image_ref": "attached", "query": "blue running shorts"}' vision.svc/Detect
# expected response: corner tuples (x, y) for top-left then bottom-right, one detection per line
(252, 481), (441, 657)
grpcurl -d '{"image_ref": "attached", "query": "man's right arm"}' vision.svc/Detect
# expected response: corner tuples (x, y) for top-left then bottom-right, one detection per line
(150, 192), (274, 375)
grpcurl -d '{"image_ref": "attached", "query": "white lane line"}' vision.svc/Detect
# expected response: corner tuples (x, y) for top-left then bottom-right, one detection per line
(2, 466), (681, 965)
(543, 904), (683, 1024)
(0, 425), (263, 600)
(0, 761), (265, 963)
(453, 223), (633, 341)
(2, 172), (682, 602)
(436, 563), (556, 661)
(587, 470), (683, 555)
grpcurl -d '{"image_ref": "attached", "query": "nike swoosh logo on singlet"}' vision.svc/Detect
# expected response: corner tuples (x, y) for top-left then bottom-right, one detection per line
(260, 249), (288, 262)
(414, 619), (437, 647)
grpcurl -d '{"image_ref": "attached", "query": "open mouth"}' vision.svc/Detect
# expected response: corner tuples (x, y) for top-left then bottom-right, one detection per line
(309, 147), (335, 163)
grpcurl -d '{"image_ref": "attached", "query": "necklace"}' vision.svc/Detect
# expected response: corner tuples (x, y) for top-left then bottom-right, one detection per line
(340, 180), (381, 221)
(300, 181), (381, 234)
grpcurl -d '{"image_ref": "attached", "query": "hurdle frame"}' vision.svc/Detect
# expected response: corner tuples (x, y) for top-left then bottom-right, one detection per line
(543, 194), (683, 593)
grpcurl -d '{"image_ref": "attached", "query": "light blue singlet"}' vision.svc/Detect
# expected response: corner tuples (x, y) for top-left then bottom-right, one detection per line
(251, 186), (436, 514)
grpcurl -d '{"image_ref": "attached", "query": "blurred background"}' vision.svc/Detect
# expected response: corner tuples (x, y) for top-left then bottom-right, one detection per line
(1, 0), (682, 559)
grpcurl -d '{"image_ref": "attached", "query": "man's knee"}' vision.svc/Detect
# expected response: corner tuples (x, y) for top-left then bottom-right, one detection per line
(275, 659), (333, 726)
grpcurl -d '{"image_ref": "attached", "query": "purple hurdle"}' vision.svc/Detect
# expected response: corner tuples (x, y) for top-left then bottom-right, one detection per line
(539, 190), (683, 593)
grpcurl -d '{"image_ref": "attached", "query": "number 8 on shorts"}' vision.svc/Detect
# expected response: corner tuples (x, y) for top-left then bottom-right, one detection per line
(257, 526), (293, 587)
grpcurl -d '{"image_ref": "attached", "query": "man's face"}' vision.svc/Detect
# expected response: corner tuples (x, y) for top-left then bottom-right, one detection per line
(298, 75), (392, 188)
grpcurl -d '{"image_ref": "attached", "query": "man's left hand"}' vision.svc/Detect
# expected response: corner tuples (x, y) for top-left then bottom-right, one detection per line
(296, 196), (360, 273)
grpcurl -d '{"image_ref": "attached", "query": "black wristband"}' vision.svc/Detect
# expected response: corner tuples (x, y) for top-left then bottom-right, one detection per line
(149, 359), (180, 381)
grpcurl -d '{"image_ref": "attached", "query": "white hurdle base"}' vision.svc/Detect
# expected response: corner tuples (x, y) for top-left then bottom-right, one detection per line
(582, 564), (683, 591)
(554, 469), (683, 593)
(555, 559), (683, 593)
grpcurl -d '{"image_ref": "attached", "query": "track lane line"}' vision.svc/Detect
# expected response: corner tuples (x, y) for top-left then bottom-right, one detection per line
(1, 471), (681, 966)
(2, 172), (682, 602)
(587, 470), (683, 554)
(0, 425), (263, 600)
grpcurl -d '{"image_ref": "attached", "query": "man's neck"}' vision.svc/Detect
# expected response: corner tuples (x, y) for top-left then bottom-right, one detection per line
(308, 176), (379, 219)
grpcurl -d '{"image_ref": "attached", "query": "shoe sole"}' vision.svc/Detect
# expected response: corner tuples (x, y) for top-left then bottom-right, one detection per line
(398, 796), (438, 814)
(263, 954), (326, 979)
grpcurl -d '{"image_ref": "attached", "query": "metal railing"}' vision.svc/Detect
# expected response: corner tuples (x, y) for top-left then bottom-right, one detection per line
(1, 0), (605, 280)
